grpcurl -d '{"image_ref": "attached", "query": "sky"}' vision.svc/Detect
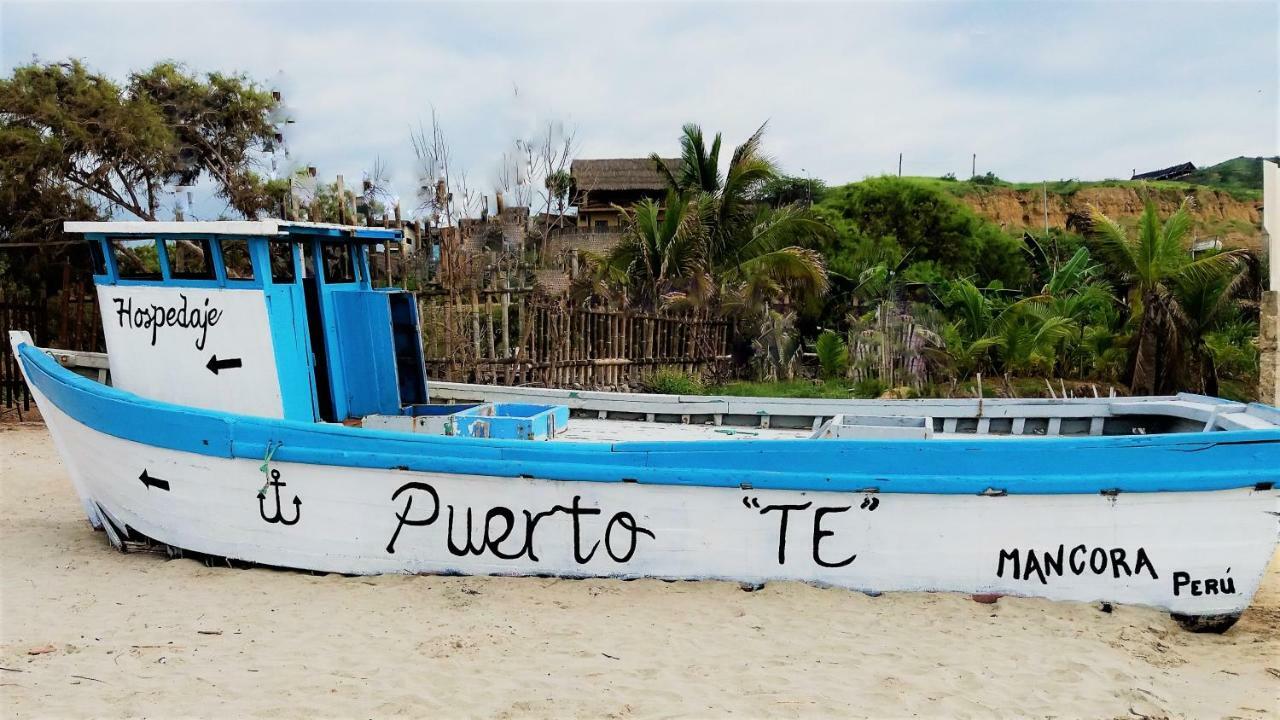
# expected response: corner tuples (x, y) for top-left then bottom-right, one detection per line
(2, 0), (1277, 219)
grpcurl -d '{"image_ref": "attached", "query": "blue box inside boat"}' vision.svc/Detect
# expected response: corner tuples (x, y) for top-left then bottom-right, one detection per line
(403, 403), (482, 417)
(363, 402), (569, 440)
(449, 403), (570, 441)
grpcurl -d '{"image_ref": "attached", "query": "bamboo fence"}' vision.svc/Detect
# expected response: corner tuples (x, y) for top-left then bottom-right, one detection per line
(420, 290), (732, 388)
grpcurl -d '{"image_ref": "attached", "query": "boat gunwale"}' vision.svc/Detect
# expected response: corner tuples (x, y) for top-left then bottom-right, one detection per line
(15, 337), (1280, 496)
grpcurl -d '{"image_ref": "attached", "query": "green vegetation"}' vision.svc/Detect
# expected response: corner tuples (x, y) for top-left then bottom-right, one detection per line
(815, 176), (1029, 293)
(583, 123), (831, 382)
(814, 330), (849, 379)
(1089, 199), (1250, 396)
(1, 59), (284, 297)
(1181, 156), (1278, 196)
(608, 137), (1263, 401)
(1, 60), (283, 224)
(641, 369), (704, 395)
(706, 379), (866, 399)
(900, 165), (1266, 202)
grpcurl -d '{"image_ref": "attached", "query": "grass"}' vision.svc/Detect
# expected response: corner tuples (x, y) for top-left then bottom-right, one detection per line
(703, 379), (868, 399)
(698, 376), (1132, 400)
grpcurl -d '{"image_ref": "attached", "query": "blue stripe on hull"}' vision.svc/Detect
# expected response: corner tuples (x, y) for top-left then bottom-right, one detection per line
(18, 341), (1280, 495)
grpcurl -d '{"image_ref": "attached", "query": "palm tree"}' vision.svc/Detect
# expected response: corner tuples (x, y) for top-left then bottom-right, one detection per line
(1172, 268), (1251, 395)
(1022, 247), (1117, 377)
(1088, 199), (1248, 395)
(991, 303), (1077, 376)
(653, 123), (722, 195)
(647, 122), (830, 314)
(608, 192), (705, 310)
(929, 278), (1078, 378)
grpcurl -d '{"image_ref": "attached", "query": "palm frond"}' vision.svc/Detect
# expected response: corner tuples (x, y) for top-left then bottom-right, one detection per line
(1086, 204), (1138, 280)
(1172, 247), (1247, 287)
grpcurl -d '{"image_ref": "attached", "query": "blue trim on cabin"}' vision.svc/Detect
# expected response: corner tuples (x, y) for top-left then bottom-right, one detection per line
(262, 240), (319, 422)
(277, 223), (401, 241)
(90, 233), (268, 289)
(17, 341), (1280, 495)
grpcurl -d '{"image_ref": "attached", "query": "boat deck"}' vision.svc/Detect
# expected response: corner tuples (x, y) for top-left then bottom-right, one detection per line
(554, 417), (811, 442)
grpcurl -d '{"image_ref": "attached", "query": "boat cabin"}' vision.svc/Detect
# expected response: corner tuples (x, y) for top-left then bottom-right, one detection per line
(67, 220), (427, 424)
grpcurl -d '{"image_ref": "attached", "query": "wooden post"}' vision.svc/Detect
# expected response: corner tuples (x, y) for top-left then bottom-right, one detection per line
(485, 283), (497, 378)
(470, 287), (482, 359)
(335, 175), (346, 225)
(501, 276), (511, 359)
(58, 262), (71, 346)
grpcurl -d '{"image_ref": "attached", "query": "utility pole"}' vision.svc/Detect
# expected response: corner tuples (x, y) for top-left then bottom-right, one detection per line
(897, 153), (902, 177)
(1043, 182), (1049, 234)
(971, 154), (976, 179)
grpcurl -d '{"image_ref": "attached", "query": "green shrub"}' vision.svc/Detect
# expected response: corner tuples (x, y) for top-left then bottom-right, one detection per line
(816, 176), (1031, 290)
(852, 377), (889, 398)
(814, 330), (849, 379)
(643, 370), (704, 395)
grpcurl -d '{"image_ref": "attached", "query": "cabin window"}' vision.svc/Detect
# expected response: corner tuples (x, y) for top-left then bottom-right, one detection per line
(270, 242), (297, 283)
(110, 239), (162, 280)
(163, 238), (215, 280)
(220, 239), (254, 280)
(321, 242), (356, 283)
(87, 240), (107, 276)
(594, 220), (609, 233)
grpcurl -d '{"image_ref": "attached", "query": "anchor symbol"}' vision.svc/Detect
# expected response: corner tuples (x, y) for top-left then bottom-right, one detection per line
(257, 469), (301, 525)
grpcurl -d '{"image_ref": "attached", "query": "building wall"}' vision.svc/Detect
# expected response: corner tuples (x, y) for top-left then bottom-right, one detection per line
(1262, 292), (1278, 406)
(1262, 160), (1278, 406)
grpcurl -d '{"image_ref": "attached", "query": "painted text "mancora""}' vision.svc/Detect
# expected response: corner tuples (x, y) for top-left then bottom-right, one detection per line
(997, 545), (1158, 584)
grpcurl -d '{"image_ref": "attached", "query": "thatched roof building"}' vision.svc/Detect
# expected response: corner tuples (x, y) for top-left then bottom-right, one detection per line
(569, 157), (679, 233)
(570, 158), (679, 193)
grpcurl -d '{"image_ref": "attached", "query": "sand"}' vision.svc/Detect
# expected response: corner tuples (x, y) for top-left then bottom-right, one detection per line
(1, 421), (1277, 719)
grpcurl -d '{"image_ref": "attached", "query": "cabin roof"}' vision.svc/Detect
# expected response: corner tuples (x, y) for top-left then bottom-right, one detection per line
(570, 158), (680, 193)
(63, 220), (402, 242)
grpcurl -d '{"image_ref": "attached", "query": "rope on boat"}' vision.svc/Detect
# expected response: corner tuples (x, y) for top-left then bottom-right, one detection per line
(257, 440), (283, 495)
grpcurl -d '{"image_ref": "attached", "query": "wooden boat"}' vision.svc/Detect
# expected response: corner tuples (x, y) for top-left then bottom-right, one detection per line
(11, 220), (1279, 633)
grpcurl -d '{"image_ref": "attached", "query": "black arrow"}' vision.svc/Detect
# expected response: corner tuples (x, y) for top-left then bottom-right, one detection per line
(139, 469), (170, 491)
(206, 355), (243, 374)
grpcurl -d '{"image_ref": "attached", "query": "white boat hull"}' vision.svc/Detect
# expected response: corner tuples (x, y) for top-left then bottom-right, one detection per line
(31, 384), (1277, 623)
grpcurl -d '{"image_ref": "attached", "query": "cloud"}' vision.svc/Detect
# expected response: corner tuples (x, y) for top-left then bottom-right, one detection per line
(3, 0), (1276, 219)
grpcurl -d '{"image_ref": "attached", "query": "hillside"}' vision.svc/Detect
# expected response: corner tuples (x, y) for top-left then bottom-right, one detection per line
(1181, 156), (1279, 194)
(948, 184), (1261, 250)
(880, 169), (1263, 251)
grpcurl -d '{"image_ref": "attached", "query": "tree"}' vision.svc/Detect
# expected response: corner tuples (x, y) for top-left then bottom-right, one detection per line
(816, 177), (1029, 290)
(928, 278), (1078, 378)
(1172, 266), (1252, 396)
(1088, 199), (1248, 395)
(755, 174), (827, 208)
(545, 170), (572, 217)
(0, 60), (283, 223)
(127, 62), (284, 218)
(609, 193), (704, 309)
(814, 330), (849, 379)
(645, 123), (830, 315)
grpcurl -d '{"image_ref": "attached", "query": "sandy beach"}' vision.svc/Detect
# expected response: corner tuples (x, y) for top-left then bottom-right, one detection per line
(1, 421), (1277, 719)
